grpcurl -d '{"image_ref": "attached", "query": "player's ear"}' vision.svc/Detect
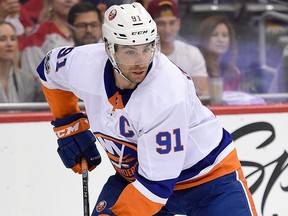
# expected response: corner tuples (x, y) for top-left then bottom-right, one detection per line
(105, 42), (109, 54)
(104, 38), (111, 55)
(104, 38), (110, 55)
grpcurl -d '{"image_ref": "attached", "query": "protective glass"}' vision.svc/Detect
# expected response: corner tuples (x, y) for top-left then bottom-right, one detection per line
(112, 39), (160, 66)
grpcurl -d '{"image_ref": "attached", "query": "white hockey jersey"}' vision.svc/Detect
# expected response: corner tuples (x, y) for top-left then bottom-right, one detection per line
(37, 43), (241, 215)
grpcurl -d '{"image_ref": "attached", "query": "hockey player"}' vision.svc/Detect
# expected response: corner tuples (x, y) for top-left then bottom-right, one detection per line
(37, 2), (258, 216)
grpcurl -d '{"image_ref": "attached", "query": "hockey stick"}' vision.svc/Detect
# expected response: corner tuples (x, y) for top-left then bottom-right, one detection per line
(81, 158), (90, 216)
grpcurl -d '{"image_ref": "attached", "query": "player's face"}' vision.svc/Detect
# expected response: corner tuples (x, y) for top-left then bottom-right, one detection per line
(155, 15), (180, 44)
(72, 11), (102, 46)
(0, 23), (18, 62)
(114, 43), (154, 83)
(208, 23), (230, 55)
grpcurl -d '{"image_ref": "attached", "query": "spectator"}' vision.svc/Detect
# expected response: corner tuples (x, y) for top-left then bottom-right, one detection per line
(0, 21), (43, 102)
(269, 45), (288, 94)
(85, 0), (121, 19)
(0, 0), (20, 19)
(147, 0), (209, 96)
(18, 0), (80, 82)
(0, 0), (26, 35)
(197, 15), (241, 91)
(135, 0), (153, 9)
(20, 0), (44, 26)
(68, 1), (102, 46)
(136, 0), (179, 9)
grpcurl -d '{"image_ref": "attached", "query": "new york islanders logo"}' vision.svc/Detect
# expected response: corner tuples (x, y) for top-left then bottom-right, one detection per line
(96, 200), (107, 212)
(108, 9), (117, 20)
(95, 133), (138, 182)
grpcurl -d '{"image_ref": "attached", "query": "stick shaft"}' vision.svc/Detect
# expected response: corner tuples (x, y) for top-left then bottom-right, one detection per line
(82, 158), (90, 216)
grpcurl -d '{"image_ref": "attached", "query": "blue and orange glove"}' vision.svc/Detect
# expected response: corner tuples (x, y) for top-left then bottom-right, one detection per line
(51, 113), (101, 174)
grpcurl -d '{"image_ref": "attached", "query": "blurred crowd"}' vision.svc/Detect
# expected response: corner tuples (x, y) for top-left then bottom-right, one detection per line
(0, 0), (287, 104)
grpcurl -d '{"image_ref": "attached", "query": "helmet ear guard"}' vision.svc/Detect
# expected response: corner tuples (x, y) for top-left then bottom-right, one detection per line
(104, 39), (116, 67)
(104, 39), (119, 77)
(151, 35), (161, 62)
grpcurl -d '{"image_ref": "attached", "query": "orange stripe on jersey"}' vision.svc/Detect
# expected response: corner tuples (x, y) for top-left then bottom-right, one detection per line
(174, 149), (241, 190)
(106, 152), (137, 164)
(110, 184), (164, 216)
(107, 152), (120, 162)
(41, 84), (80, 119)
(108, 92), (124, 110)
(236, 168), (258, 216)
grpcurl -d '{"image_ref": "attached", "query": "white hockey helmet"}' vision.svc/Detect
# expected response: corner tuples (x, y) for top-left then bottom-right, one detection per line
(102, 2), (157, 45)
(102, 3), (160, 83)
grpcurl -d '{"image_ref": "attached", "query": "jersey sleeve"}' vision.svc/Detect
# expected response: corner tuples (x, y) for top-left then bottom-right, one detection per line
(37, 46), (80, 119)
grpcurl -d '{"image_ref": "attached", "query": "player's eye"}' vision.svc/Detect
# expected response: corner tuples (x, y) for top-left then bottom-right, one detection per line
(143, 47), (152, 54)
(125, 50), (136, 56)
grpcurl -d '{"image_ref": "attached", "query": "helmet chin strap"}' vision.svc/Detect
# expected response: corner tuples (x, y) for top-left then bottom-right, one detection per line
(113, 65), (135, 84)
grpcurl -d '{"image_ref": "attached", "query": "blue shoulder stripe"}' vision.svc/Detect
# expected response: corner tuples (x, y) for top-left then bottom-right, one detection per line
(36, 57), (47, 81)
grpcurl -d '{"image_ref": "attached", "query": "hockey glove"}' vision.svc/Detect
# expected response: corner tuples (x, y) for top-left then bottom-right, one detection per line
(51, 113), (101, 174)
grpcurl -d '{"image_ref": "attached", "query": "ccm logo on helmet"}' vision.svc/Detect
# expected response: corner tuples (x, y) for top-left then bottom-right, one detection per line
(132, 30), (148, 35)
